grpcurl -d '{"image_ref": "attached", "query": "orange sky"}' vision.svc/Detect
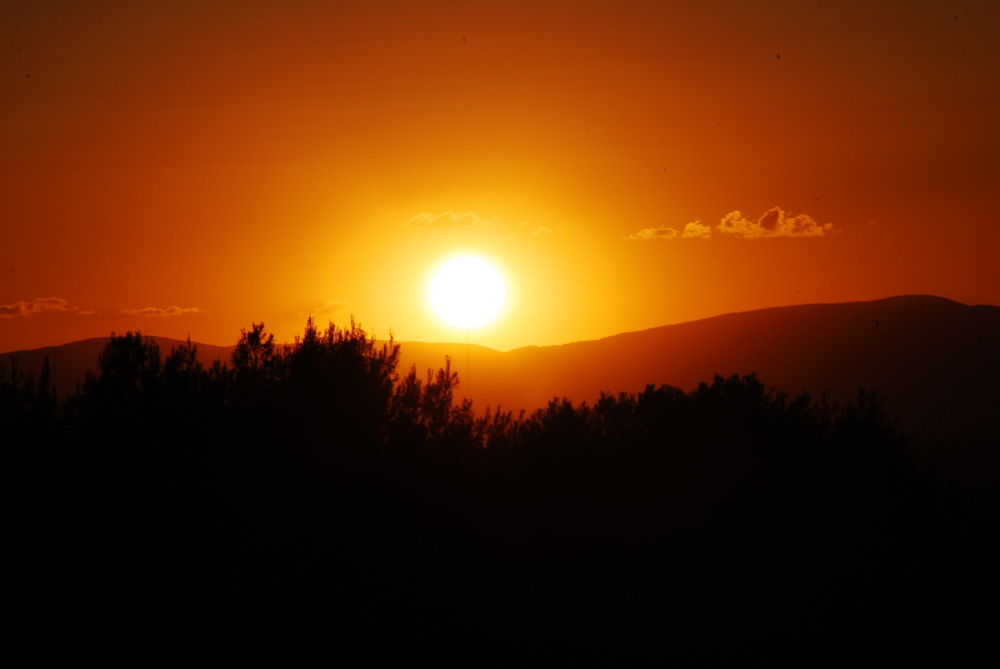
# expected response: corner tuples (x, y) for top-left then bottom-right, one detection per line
(3, 0), (999, 353)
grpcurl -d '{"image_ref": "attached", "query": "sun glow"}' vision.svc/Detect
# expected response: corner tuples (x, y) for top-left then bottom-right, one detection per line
(428, 256), (507, 329)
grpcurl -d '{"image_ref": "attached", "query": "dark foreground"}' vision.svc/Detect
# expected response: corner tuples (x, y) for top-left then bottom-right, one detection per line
(6, 323), (997, 663)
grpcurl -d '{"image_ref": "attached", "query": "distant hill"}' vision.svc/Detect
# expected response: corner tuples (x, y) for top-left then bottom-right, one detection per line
(4, 295), (997, 500)
(402, 295), (1000, 506)
(405, 296), (998, 433)
(0, 336), (234, 400)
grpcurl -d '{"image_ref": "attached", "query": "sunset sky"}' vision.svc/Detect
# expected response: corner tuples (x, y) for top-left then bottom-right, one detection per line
(3, 0), (998, 353)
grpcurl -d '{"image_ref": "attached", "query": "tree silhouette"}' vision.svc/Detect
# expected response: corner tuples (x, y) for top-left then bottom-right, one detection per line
(1, 354), (56, 441)
(5, 322), (991, 664)
(389, 357), (475, 462)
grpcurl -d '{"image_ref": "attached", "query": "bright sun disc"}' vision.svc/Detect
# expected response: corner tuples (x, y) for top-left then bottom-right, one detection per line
(429, 256), (506, 329)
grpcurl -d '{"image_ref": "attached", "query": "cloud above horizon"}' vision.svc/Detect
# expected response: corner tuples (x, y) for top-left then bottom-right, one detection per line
(0, 297), (88, 318)
(627, 208), (833, 241)
(119, 306), (203, 318)
(301, 299), (353, 319)
(627, 221), (712, 240)
(719, 207), (833, 239)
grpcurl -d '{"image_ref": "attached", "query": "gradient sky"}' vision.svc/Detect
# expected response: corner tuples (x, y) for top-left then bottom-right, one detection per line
(3, 0), (998, 352)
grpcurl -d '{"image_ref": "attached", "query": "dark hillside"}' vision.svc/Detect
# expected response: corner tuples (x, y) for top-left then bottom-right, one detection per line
(6, 295), (998, 503)
(401, 296), (1000, 506)
(4, 319), (996, 663)
(404, 296), (999, 442)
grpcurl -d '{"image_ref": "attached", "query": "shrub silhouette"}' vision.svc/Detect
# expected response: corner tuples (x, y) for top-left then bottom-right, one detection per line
(1, 354), (56, 441)
(5, 321), (992, 663)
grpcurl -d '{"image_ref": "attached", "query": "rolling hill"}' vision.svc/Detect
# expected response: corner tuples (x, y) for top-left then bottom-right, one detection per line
(402, 295), (1000, 504)
(4, 295), (997, 499)
(404, 295), (999, 439)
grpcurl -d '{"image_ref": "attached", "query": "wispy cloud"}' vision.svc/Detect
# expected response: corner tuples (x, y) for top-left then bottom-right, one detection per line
(120, 306), (203, 318)
(628, 226), (678, 240)
(0, 297), (84, 318)
(627, 221), (711, 240)
(301, 299), (352, 319)
(0, 298), (202, 319)
(627, 208), (833, 241)
(515, 220), (566, 237)
(405, 212), (493, 228)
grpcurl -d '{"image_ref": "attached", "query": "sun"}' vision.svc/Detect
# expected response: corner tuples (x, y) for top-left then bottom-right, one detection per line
(429, 256), (507, 329)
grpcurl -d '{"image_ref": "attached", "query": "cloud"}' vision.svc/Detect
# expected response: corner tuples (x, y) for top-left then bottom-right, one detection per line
(0, 298), (206, 319)
(120, 306), (203, 318)
(718, 207), (833, 239)
(299, 299), (353, 321)
(304, 299), (352, 318)
(630, 209), (833, 241)
(0, 297), (74, 318)
(406, 212), (493, 228)
(516, 220), (565, 237)
(627, 226), (678, 240)
(627, 221), (710, 240)
(681, 221), (712, 238)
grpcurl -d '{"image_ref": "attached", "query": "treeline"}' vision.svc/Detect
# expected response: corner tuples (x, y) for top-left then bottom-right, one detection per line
(4, 320), (994, 663)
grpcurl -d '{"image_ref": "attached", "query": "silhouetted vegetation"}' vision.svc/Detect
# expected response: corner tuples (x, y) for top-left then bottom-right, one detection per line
(5, 320), (995, 663)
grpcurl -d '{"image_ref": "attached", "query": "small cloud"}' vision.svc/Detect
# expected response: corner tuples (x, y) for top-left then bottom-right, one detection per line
(0, 297), (72, 318)
(516, 220), (565, 237)
(303, 299), (352, 319)
(629, 210), (832, 242)
(299, 299), (352, 321)
(323, 299), (351, 313)
(681, 221), (712, 239)
(629, 209), (833, 242)
(405, 211), (493, 228)
(627, 226), (678, 240)
(759, 207), (781, 232)
(627, 222), (711, 240)
(718, 207), (833, 239)
(120, 306), (203, 318)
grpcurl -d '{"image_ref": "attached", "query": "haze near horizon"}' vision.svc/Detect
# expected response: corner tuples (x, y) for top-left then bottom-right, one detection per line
(3, 0), (999, 352)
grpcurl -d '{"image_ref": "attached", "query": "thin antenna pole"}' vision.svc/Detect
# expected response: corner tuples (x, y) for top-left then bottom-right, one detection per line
(465, 328), (471, 393)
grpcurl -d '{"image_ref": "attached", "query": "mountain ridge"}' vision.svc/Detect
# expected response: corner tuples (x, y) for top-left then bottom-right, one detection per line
(4, 294), (997, 442)
(5, 294), (997, 504)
